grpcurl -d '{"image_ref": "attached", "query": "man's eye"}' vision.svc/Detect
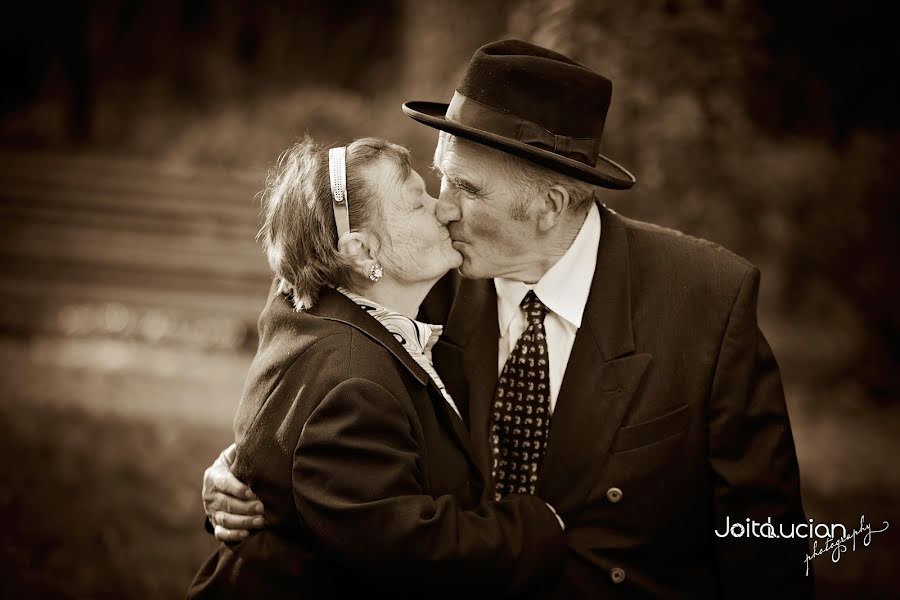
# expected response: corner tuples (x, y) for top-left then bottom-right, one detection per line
(453, 179), (476, 194)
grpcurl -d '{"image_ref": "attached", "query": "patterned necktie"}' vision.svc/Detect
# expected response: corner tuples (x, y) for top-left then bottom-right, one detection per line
(491, 290), (551, 500)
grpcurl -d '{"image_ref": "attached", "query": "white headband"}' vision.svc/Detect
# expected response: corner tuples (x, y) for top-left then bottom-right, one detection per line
(328, 147), (350, 242)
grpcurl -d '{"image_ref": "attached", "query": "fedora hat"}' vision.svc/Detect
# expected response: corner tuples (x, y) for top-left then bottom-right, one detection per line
(402, 39), (635, 190)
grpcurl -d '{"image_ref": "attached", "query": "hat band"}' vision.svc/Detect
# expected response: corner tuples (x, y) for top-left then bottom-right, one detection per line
(445, 92), (601, 166)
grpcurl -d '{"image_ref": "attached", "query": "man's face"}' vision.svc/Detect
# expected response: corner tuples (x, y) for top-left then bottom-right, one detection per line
(432, 134), (536, 279)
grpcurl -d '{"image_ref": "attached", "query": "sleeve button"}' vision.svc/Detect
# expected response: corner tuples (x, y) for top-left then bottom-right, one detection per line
(606, 486), (623, 503)
(610, 567), (626, 583)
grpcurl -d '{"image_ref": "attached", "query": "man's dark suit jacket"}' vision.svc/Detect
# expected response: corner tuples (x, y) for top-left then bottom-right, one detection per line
(421, 205), (815, 599)
(188, 287), (567, 599)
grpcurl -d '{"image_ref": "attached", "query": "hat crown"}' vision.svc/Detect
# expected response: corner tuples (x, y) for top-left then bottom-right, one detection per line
(457, 40), (612, 140)
(400, 39), (635, 189)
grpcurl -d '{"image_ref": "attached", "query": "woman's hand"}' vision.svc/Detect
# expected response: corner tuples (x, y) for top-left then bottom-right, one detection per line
(202, 443), (266, 541)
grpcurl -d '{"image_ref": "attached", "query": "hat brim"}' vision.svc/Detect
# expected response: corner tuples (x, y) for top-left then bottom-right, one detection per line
(402, 101), (635, 190)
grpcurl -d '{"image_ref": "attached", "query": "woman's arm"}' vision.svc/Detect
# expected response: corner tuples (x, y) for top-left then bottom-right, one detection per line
(293, 377), (567, 599)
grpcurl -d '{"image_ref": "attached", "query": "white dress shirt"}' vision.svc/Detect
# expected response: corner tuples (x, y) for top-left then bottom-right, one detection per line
(494, 203), (601, 414)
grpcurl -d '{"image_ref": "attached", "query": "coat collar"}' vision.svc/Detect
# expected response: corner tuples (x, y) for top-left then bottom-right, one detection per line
(306, 287), (476, 452)
(300, 286), (432, 386)
(579, 204), (636, 361)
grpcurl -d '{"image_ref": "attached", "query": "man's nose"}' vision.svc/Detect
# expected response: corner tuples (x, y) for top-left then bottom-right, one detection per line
(436, 192), (460, 225)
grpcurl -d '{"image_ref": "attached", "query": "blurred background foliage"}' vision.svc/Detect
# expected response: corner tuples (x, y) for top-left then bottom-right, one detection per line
(1, 0), (898, 597)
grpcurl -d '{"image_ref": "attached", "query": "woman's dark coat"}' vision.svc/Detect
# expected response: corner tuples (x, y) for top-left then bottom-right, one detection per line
(188, 286), (566, 599)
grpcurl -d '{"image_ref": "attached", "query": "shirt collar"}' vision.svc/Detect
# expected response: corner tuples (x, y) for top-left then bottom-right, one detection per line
(336, 287), (444, 356)
(494, 202), (601, 334)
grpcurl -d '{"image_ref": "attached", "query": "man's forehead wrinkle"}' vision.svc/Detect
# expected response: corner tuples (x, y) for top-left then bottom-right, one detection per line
(450, 154), (487, 185)
(434, 136), (492, 188)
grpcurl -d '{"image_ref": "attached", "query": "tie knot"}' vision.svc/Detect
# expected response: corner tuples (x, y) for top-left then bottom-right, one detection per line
(520, 291), (549, 326)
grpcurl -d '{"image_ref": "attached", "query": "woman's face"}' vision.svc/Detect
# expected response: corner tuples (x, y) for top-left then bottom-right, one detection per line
(366, 157), (462, 284)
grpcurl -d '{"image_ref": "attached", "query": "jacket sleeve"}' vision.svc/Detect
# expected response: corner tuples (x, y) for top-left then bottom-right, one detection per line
(292, 377), (567, 599)
(708, 268), (815, 598)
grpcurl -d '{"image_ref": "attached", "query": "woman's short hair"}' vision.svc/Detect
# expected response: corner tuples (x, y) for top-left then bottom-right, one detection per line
(259, 136), (411, 309)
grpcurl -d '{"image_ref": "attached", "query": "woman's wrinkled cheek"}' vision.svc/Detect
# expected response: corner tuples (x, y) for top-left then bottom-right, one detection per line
(384, 228), (432, 278)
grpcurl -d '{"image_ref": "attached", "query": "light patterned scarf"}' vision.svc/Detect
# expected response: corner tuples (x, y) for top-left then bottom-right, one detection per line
(336, 287), (461, 419)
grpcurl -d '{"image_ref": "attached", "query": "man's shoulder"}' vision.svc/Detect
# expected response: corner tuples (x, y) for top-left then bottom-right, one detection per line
(616, 211), (755, 281)
(607, 211), (759, 317)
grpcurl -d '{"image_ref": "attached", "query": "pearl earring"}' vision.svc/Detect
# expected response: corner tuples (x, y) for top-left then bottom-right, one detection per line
(368, 263), (383, 282)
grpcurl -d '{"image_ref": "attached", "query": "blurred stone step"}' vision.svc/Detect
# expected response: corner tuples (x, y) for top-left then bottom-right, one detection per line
(0, 181), (261, 226)
(0, 150), (277, 342)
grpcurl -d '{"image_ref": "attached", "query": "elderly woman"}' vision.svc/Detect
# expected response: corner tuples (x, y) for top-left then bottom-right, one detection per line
(188, 137), (566, 599)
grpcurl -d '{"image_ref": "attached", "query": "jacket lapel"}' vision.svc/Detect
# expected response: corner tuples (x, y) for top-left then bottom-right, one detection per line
(535, 206), (652, 512)
(311, 288), (476, 462)
(433, 276), (499, 474)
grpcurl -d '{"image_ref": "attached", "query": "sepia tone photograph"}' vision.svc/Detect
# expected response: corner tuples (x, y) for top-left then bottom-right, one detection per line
(1, 1), (898, 598)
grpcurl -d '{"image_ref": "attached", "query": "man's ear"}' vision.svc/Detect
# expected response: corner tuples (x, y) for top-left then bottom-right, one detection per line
(338, 231), (379, 279)
(537, 185), (571, 231)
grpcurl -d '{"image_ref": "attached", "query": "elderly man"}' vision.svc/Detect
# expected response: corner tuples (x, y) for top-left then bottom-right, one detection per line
(203, 40), (814, 598)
